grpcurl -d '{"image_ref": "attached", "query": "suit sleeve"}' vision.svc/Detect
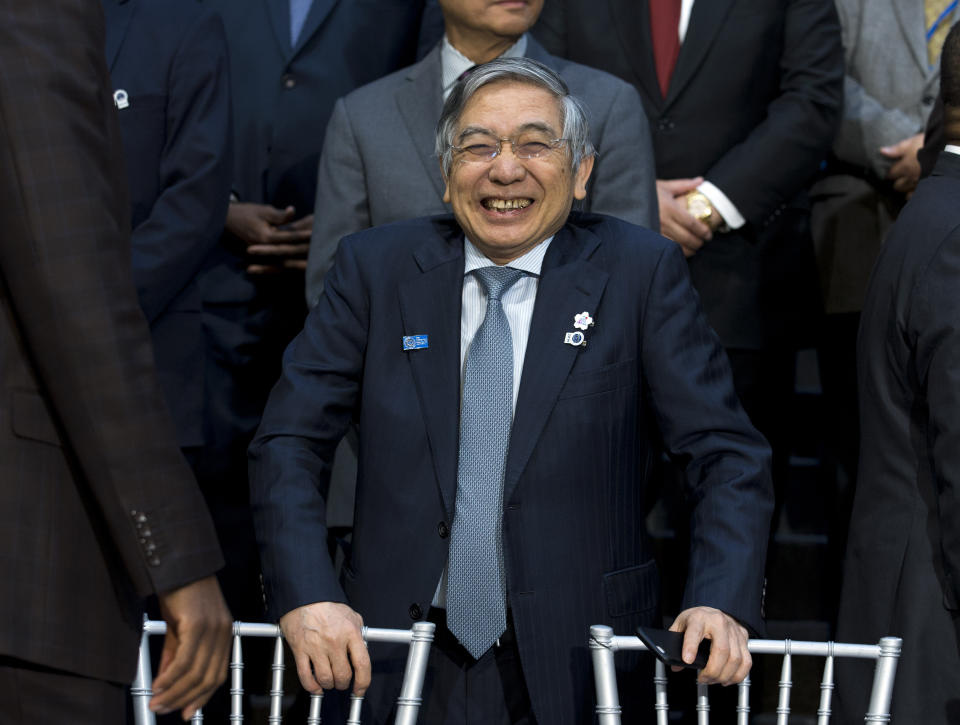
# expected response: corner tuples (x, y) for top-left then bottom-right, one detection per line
(584, 80), (660, 229)
(251, 238), (369, 620)
(305, 97), (371, 306)
(0, 0), (222, 597)
(130, 10), (232, 323)
(640, 243), (774, 634)
(704, 0), (844, 227)
(913, 227), (960, 610)
(831, 0), (925, 178)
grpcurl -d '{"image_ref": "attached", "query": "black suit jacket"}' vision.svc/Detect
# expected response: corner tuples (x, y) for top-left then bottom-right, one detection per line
(535, 0), (844, 348)
(835, 152), (960, 723)
(250, 213), (773, 724)
(103, 0), (231, 448)
(0, 0), (222, 684)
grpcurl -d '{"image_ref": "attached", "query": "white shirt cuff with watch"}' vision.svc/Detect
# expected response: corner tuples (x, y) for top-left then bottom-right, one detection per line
(698, 180), (746, 230)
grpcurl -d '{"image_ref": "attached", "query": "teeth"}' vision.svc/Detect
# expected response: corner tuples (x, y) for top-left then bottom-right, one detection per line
(484, 198), (532, 210)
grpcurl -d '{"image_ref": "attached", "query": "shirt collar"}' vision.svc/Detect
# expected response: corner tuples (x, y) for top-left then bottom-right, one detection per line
(945, 144), (960, 157)
(441, 34), (529, 101)
(463, 233), (552, 277)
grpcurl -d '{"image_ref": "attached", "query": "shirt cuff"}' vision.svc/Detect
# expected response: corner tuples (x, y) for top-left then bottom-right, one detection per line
(698, 181), (746, 230)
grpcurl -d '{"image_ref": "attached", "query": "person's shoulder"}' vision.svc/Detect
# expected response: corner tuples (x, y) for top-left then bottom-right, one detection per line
(571, 212), (670, 256)
(134, 0), (219, 24)
(339, 214), (460, 261)
(340, 48), (437, 111)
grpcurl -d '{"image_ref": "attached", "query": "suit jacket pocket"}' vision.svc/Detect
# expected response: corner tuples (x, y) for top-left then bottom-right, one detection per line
(11, 389), (62, 447)
(602, 560), (659, 618)
(557, 359), (637, 400)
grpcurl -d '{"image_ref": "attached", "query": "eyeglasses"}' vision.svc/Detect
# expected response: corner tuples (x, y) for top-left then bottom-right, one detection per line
(449, 134), (569, 162)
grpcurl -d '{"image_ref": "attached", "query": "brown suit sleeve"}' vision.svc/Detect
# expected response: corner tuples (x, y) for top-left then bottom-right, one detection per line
(0, 0), (223, 596)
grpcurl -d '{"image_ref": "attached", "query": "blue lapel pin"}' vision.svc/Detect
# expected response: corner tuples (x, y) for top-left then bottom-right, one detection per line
(402, 334), (429, 351)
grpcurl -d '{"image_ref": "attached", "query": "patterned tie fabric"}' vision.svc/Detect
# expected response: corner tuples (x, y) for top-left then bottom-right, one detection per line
(650, 0), (682, 97)
(446, 266), (526, 659)
(289, 0), (313, 47)
(927, 0), (957, 66)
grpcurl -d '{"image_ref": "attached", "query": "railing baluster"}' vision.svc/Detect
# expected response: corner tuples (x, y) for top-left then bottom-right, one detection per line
(654, 659), (669, 725)
(696, 679), (709, 725)
(590, 625), (623, 725)
(306, 693), (323, 725)
(269, 635), (285, 724)
(817, 644), (834, 725)
(230, 628), (244, 723)
(737, 675), (751, 725)
(777, 641), (793, 725)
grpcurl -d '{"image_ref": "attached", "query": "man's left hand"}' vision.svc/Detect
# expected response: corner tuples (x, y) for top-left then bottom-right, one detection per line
(668, 606), (751, 686)
(880, 133), (923, 195)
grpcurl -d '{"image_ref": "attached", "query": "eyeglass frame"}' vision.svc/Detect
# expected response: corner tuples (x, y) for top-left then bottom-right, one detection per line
(447, 134), (571, 162)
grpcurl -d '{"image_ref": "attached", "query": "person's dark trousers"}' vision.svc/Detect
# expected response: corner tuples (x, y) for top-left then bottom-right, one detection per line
(0, 657), (126, 724)
(420, 608), (538, 725)
(816, 311), (860, 630)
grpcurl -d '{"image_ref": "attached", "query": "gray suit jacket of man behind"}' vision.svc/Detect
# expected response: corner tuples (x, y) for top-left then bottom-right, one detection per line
(811, 0), (960, 314)
(305, 36), (658, 304)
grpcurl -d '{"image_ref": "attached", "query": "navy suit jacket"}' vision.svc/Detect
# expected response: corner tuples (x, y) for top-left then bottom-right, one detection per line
(250, 213), (772, 723)
(103, 0), (231, 447)
(203, 0), (431, 214)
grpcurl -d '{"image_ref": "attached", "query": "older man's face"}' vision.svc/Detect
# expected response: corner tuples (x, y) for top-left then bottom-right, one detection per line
(439, 0), (543, 43)
(442, 80), (593, 264)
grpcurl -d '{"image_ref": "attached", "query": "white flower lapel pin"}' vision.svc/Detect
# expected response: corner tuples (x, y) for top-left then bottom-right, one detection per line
(565, 311), (595, 347)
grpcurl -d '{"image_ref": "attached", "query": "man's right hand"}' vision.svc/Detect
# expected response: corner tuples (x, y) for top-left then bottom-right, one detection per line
(280, 602), (372, 696)
(225, 202), (312, 273)
(656, 177), (713, 257)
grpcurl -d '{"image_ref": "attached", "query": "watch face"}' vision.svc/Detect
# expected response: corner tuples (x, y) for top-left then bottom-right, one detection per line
(687, 194), (712, 222)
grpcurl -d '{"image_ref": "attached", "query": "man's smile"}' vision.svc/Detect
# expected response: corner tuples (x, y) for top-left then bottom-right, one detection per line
(482, 197), (534, 211)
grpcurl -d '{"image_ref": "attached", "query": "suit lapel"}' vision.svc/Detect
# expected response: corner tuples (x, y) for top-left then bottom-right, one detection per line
(398, 222), (464, 516)
(396, 45), (447, 202)
(263, 0), (293, 61)
(608, 0), (662, 106)
(292, 0), (337, 57)
(665, 0), (736, 105)
(503, 222), (608, 504)
(102, 0), (135, 71)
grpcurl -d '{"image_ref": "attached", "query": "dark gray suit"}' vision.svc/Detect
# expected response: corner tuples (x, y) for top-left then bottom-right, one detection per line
(835, 151), (960, 724)
(305, 35), (658, 305)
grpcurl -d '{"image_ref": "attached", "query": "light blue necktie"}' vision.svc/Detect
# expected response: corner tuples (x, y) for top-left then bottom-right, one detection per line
(446, 266), (526, 659)
(289, 0), (313, 47)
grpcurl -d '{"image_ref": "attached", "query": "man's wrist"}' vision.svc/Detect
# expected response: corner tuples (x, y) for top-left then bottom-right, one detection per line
(684, 190), (723, 231)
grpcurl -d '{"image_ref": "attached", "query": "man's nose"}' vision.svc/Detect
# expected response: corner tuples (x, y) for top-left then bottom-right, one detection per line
(487, 142), (526, 183)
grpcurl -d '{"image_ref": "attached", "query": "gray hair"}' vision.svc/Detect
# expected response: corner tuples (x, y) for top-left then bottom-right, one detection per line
(436, 57), (595, 176)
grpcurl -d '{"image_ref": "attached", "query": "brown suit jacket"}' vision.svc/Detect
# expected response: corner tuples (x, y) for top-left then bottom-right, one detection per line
(0, 0), (223, 684)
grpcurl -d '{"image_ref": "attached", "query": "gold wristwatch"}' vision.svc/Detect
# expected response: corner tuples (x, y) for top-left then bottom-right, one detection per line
(685, 190), (717, 228)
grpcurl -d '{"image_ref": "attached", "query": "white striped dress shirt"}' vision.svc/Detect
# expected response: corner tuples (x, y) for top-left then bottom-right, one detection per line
(460, 235), (553, 410)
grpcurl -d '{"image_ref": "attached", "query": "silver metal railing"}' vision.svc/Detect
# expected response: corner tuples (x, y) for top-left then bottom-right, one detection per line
(133, 619), (435, 725)
(589, 624), (901, 724)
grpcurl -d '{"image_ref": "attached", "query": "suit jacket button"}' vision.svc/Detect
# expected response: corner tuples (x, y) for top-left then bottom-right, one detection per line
(282, 74), (296, 89)
(408, 603), (422, 620)
(437, 521), (449, 538)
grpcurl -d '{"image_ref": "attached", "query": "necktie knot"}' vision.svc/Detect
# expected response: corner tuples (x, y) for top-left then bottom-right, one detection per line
(473, 266), (525, 301)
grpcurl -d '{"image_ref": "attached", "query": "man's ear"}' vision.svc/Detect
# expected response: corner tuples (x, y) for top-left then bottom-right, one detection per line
(573, 153), (595, 201)
(440, 161), (451, 203)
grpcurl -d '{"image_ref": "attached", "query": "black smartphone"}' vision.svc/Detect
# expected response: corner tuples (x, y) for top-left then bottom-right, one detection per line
(635, 626), (711, 669)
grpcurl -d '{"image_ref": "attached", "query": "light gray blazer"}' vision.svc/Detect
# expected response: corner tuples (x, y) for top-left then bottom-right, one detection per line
(306, 36), (658, 304)
(812, 0), (959, 313)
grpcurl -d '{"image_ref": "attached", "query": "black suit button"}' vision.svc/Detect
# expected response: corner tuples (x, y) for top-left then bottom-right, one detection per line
(656, 117), (675, 132)
(923, 94), (935, 105)
(409, 603), (422, 620)
(438, 521), (449, 538)
(282, 74), (296, 90)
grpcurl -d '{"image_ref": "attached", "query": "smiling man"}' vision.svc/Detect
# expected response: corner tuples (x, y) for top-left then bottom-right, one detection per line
(250, 58), (772, 724)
